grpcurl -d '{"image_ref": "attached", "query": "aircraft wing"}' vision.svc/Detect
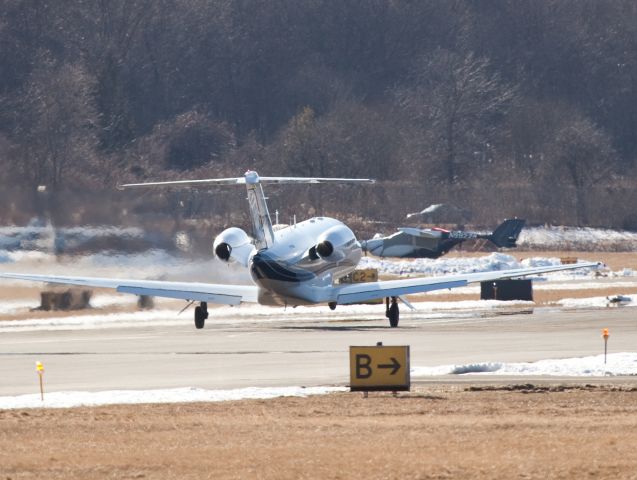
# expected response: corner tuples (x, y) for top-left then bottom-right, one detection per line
(334, 262), (599, 305)
(0, 273), (259, 305)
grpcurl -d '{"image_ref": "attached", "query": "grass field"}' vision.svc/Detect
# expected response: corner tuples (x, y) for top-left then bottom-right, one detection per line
(2, 384), (637, 479)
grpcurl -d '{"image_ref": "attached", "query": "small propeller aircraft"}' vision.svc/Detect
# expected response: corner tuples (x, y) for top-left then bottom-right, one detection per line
(361, 218), (526, 259)
(0, 171), (598, 328)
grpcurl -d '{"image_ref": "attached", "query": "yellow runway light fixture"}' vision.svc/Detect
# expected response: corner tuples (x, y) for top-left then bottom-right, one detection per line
(36, 361), (44, 401)
(602, 329), (609, 364)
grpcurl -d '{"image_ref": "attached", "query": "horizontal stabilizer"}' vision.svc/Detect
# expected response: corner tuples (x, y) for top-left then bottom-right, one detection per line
(119, 172), (374, 189)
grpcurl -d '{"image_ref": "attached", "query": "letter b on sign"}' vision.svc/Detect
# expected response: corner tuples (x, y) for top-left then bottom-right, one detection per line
(355, 354), (372, 379)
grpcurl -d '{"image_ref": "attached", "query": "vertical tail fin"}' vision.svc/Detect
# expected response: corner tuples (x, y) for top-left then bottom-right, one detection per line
(244, 172), (275, 250)
(489, 219), (525, 248)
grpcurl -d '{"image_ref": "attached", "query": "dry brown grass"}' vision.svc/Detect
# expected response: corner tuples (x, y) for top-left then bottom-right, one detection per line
(2, 385), (637, 479)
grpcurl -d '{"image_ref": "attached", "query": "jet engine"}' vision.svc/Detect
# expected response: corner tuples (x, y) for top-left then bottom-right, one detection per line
(310, 224), (359, 262)
(213, 227), (254, 266)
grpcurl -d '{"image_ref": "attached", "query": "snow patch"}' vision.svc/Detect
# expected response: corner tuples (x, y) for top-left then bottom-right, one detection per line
(358, 252), (601, 278)
(557, 295), (636, 309)
(0, 385), (347, 410)
(412, 353), (637, 377)
(519, 226), (637, 251)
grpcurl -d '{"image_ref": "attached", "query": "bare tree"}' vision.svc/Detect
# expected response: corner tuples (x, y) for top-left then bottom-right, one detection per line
(118, 109), (237, 183)
(550, 116), (618, 226)
(506, 100), (619, 226)
(9, 59), (101, 190)
(395, 49), (516, 184)
(49, 0), (161, 147)
(277, 106), (325, 177)
(273, 102), (398, 179)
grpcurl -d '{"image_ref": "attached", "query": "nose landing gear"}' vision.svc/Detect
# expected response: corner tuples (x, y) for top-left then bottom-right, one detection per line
(194, 302), (209, 329)
(385, 296), (399, 327)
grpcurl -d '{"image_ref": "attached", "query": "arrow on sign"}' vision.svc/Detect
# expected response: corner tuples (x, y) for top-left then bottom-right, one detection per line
(377, 357), (401, 375)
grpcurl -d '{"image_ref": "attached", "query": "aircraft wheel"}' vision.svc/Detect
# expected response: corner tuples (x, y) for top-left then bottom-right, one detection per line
(328, 302), (337, 311)
(194, 306), (206, 329)
(388, 299), (399, 328)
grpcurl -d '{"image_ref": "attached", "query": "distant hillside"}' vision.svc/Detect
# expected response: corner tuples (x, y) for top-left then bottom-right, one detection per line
(1, 1), (635, 228)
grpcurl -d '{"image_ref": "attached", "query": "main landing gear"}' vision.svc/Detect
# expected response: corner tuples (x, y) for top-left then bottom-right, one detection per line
(385, 296), (399, 327)
(194, 302), (209, 329)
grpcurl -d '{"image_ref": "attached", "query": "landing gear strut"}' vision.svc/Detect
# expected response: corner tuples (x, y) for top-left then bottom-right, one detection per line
(385, 297), (399, 327)
(194, 301), (209, 329)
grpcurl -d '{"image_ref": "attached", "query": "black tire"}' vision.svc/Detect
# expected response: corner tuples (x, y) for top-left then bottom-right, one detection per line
(388, 302), (399, 328)
(194, 306), (206, 329)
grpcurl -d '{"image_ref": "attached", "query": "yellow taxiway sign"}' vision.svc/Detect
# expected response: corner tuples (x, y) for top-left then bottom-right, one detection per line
(349, 345), (410, 391)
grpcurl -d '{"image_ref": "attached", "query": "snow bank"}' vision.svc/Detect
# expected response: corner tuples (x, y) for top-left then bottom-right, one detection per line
(358, 252), (600, 278)
(557, 295), (635, 309)
(0, 385), (347, 410)
(0, 250), (54, 264)
(519, 226), (637, 251)
(412, 352), (637, 377)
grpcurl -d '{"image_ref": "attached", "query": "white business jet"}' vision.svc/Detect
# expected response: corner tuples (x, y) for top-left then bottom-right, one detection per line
(0, 171), (597, 328)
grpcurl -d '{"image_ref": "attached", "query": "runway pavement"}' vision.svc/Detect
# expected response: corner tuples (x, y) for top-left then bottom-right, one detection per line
(2, 306), (636, 395)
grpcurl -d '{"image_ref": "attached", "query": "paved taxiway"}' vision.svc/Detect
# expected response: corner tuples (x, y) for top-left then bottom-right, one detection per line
(2, 306), (636, 395)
